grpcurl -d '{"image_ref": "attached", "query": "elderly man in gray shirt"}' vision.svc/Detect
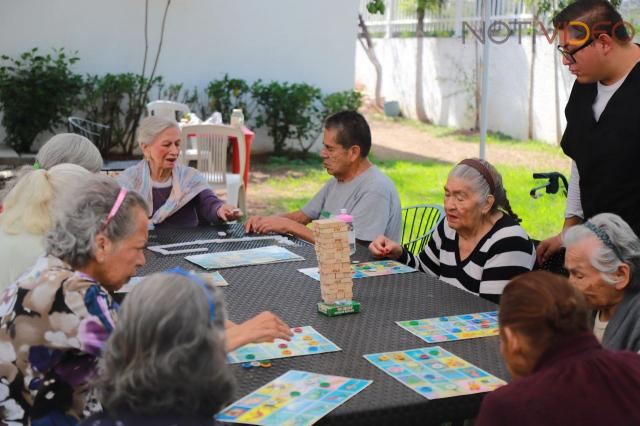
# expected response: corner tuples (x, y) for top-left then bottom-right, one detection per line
(245, 111), (401, 244)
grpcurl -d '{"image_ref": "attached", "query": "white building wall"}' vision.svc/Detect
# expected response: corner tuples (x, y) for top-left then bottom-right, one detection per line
(355, 35), (576, 144)
(0, 0), (360, 152)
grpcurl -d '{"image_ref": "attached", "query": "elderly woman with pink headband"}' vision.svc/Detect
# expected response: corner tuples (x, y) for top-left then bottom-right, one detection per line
(0, 175), (148, 424)
(370, 158), (536, 302)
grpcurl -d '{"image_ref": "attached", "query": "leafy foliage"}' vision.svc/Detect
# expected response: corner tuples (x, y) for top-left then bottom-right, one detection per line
(0, 48), (83, 153)
(252, 81), (364, 157)
(82, 73), (162, 155)
(206, 74), (255, 124)
(252, 81), (323, 156)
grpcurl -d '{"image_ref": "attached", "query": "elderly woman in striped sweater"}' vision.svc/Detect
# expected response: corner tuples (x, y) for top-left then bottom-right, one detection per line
(370, 158), (535, 303)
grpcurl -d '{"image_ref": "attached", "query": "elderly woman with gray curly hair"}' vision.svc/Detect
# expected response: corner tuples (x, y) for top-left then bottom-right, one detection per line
(82, 270), (235, 426)
(563, 212), (640, 352)
(0, 174), (149, 425)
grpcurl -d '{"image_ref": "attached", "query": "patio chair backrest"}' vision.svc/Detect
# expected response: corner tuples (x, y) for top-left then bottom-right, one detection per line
(401, 204), (444, 254)
(180, 124), (243, 185)
(147, 100), (190, 122)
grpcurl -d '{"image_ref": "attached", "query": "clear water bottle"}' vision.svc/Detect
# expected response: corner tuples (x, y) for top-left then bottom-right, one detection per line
(336, 208), (356, 255)
(230, 108), (244, 128)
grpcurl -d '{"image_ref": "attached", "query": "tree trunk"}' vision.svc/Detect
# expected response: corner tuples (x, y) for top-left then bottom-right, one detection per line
(415, 7), (431, 123)
(358, 14), (384, 109)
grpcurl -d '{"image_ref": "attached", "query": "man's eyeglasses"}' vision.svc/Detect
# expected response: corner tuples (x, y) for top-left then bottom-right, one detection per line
(557, 38), (594, 64)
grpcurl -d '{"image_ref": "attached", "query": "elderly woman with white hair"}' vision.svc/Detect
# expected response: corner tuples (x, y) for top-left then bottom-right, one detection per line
(82, 270), (235, 426)
(0, 163), (91, 290)
(0, 175), (149, 425)
(35, 133), (103, 173)
(117, 116), (242, 228)
(370, 158), (536, 302)
(563, 212), (640, 352)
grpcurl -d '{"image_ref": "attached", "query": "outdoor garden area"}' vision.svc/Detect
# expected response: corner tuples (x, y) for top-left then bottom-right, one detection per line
(3, 1), (640, 425)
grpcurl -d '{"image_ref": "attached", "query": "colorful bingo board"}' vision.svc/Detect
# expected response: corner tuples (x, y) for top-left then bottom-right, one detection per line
(227, 326), (341, 364)
(298, 260), (416, 281)
(185, 245), (303, 270)
(217, 370), (371, 426)
(396, 311), (499, 343)
(364, 346), (505, 399)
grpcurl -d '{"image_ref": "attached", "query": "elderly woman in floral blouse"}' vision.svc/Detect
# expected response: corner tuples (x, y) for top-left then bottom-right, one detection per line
(0, 174), (291, 425)
(0, 175), (149, 425)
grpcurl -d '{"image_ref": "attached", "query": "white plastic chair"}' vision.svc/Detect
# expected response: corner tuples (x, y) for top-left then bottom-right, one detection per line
(180, 124), (246, 211)
(147, 100), (190, 122)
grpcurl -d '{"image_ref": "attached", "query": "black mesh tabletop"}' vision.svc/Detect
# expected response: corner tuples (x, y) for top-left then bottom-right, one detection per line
(137, 224), (509, 425)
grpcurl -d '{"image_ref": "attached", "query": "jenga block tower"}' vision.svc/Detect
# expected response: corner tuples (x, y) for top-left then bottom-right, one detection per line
(312, 219), (354, 304)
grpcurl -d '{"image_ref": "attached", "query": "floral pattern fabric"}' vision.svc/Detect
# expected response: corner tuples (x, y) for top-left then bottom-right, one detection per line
(0, 256), (118, 425)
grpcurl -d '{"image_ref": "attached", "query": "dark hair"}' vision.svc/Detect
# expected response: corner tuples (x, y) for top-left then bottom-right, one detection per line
(553, 0), (629, 42)
(324, 110), (371, 158)
(500, 271), (590, 354)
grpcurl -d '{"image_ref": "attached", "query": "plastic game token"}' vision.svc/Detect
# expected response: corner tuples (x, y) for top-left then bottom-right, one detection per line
(308, 346), (319, 352)
(379, 355), (390, 361)
(246, 354), (256, 360)
(409, 320), (419, 326)
(241, 362), (253, 369)
(259, 361), (272, 368)
(294, 327), (303, 333)
(278, 343), (288, 349)
(303, 335), (313, 341)
(217, 231), (227, 237)
(308, 341), (318, 346)
(282, 350), (292, 356)
(290, 391), (301, 397)
(393, 353), (406, 361)
(320, 382), (331, 388)
(251, 361), (261, 367)
(419, 354), (429, 359)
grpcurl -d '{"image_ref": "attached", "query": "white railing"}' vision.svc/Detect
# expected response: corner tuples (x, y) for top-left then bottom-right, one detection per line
(359, 0), (534, 37)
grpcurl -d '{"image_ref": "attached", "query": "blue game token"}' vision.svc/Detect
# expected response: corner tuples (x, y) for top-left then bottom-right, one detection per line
(241, 362), (253, 369)
(308, 346), (319, 352)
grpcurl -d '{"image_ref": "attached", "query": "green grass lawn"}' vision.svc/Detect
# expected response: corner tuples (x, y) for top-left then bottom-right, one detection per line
(259, 155), (566, 241)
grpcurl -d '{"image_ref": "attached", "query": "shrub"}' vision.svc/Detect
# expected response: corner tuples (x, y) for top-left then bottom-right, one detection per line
(82, 73), (162, 155)
(252, 81), (323, 156)
(206, 74), (254, 124)
(0, 48), (83, 153)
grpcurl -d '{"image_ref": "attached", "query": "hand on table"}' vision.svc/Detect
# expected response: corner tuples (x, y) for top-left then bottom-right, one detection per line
(244, 215), (293, 235)
(217, 204), (244, 222)
(536, 233), (562, 265)
(369, 235), (403, 259)
(226, 311), (292, 350)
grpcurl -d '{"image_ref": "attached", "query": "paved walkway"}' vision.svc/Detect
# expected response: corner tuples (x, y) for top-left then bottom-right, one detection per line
(367, 115), (571, 172)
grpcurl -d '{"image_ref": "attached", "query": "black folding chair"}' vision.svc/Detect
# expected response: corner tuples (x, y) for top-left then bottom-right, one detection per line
(401, 204), (444, 254)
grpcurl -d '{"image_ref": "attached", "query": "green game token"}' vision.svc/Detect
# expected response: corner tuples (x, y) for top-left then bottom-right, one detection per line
(320, 382), (331, 388)
(245, 354), (255, 360)
(409, 320), (419, 326)
(290, 391), (301, 397)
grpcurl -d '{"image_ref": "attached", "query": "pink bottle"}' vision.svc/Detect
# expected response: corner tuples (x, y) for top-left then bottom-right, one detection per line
(336, 208), (356, 255)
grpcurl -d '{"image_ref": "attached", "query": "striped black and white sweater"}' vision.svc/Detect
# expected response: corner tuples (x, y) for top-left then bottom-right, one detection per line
(398, 215), (536, 303)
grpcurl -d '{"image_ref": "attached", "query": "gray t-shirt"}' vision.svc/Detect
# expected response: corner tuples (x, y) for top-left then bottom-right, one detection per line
(302, 165), (402, 242)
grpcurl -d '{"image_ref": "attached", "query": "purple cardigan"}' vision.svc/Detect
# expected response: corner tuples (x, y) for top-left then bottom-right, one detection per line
(152, 186), (225, 228)
(476, 332), (640, 426)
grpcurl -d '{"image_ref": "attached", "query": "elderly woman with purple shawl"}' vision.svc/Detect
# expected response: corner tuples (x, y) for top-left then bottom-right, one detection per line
(118, 116), (242, 228)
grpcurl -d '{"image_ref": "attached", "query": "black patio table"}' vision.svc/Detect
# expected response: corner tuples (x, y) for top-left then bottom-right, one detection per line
(136, 223), (508, 426)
